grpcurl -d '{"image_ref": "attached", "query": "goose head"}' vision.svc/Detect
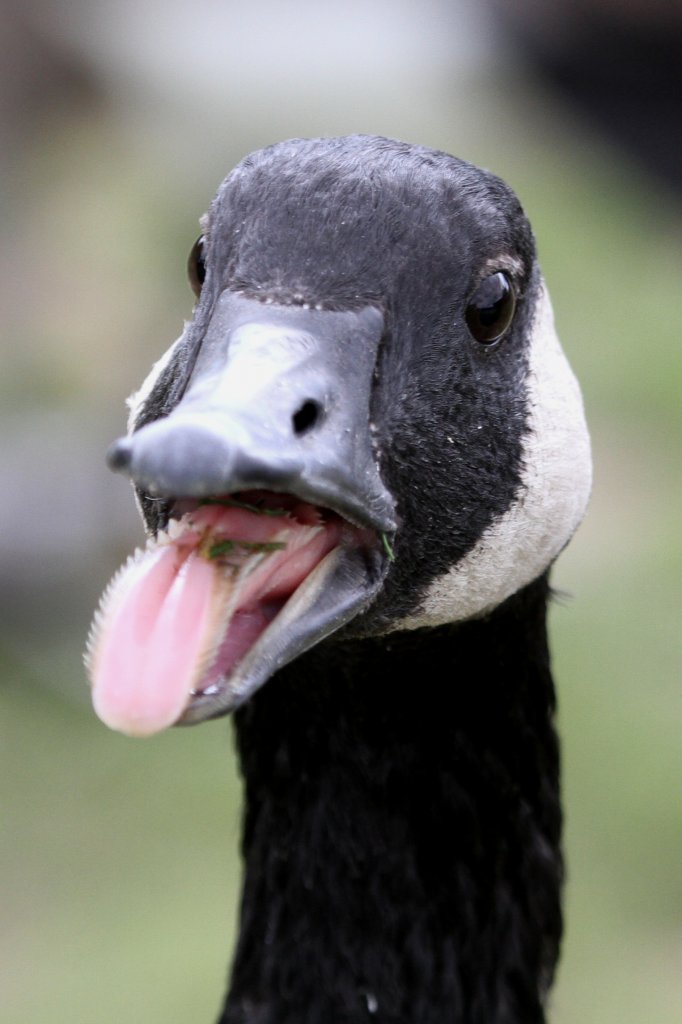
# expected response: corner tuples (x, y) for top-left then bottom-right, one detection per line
(86, 135), (591, 735)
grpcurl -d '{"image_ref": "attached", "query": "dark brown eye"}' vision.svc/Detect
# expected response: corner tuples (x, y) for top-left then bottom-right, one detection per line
(187, 235), (207, 298)
(465, 271), (516, 345)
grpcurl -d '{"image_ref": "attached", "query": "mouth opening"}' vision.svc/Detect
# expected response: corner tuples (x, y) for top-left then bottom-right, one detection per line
(169, 490), (357, 698)
(86, 489), (384, 736)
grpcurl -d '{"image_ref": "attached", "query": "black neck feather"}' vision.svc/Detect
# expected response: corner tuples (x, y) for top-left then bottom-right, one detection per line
(219, 574), (562, 1024)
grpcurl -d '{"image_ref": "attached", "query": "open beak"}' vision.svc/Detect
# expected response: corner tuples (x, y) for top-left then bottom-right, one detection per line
(86, 292), (396, 735)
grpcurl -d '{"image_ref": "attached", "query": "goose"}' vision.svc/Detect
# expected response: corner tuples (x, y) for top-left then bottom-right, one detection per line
(86, 135), (591, 1024)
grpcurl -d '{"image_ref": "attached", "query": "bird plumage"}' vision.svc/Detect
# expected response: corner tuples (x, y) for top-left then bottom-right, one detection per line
(224, 578), (561, 1024)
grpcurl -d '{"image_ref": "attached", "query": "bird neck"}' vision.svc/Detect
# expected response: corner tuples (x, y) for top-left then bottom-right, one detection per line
(220, 574), (562, 1024)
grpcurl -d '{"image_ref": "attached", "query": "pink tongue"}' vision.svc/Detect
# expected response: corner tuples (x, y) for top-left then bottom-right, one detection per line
(91, 543), (230, 737)
(87, 501), (342, 737)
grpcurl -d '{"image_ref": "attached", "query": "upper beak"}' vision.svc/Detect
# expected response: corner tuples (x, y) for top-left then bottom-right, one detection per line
(108, 291), (396, 534)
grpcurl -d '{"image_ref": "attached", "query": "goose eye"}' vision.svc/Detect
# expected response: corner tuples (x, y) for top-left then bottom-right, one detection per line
(187, 235), (207, 298)
(465, 271), (516, 345)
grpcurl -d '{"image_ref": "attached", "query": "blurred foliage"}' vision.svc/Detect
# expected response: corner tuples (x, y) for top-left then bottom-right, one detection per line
(1, 8), (680, 1022)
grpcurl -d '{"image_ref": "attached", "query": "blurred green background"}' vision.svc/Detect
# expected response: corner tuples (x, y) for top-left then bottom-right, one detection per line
(1, 3), (680, 1022)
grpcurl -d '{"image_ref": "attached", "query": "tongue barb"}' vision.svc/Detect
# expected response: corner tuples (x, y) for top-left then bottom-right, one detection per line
(86, 500), (338, 737)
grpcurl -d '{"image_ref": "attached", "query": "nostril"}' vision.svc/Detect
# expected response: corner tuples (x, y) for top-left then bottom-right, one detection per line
(292, 400), (322, 436)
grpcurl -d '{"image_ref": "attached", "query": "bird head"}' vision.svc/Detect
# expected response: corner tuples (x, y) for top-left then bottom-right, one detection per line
(86, 136), (591, 735)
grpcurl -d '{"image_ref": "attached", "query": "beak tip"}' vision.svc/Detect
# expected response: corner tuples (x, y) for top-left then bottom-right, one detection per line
(106, 437), (133, 472)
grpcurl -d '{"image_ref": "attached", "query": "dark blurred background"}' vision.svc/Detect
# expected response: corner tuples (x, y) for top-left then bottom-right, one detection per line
(2, 2), (680, 1021)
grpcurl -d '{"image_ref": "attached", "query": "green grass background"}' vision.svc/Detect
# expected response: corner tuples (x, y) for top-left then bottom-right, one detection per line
(1, 49), (680, 1024)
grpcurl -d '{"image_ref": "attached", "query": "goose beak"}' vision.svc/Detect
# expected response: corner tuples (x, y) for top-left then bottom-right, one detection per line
(87, 292), (396, 732)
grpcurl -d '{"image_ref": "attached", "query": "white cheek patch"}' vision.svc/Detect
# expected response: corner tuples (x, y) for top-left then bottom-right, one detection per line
(396, 281), (592, 630)
(126, 326), (190, 434)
